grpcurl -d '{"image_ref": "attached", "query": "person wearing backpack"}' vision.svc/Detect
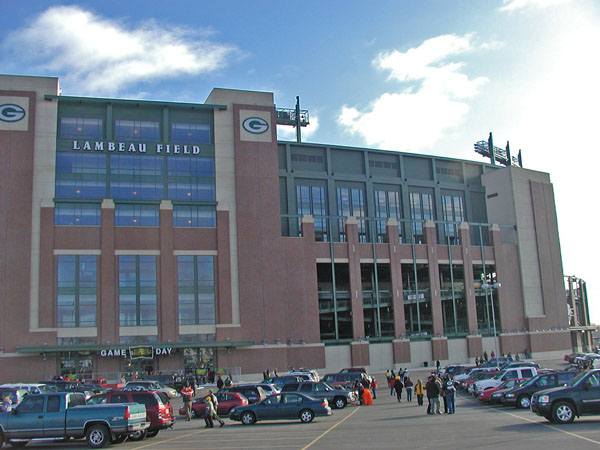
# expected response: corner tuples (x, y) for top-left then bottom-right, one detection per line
(445, 379), (456, 414)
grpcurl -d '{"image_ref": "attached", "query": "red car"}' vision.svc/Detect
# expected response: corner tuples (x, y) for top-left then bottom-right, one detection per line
(478, 378), (524, 402)
(88, 390), (175, 439)
(179, 392), (248, 418)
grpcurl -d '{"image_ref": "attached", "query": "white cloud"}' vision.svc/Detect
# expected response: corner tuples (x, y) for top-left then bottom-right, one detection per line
(338, 34), (487, 152)
(499, 0), (573, 12)
(3, 6), (236, 95)
(277, 114), (320, 141)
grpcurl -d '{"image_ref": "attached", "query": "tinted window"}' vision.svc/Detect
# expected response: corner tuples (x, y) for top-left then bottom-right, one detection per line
(537, 376), (552, 387)
(263, 395), (281, 405)
(282, 394), (302, 404)
(300, 384), (312, 393)
(282, 383), (298, 392)
(19, 396), (44, 413)
(558, 372), (575, 385)
(109, 394), (130, 403)
(47, 396), (61, 412)
(133, 393), (157, 407)
(521, 369), (534, 378)
(87, 395), (107, 405)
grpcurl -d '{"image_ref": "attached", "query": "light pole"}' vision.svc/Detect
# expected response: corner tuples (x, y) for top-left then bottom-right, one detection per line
(482, 282), (501, 370)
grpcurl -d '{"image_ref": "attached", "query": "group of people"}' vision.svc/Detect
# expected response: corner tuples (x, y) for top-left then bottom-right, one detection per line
(353, 374), (376, 404)
(180, 384), (225, 428)
(425, 373), (456, 415)
(386, 369), (418, 404)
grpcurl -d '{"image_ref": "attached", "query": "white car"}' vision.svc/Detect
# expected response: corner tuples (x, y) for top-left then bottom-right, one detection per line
(473, 367), (537, 395)
(288, 370), (320, 382)
(453, 367), (496, 383)
(124, 380), (179, 398)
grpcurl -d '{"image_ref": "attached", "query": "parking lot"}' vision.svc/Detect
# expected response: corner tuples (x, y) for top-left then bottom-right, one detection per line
(11, 369), (600, 450)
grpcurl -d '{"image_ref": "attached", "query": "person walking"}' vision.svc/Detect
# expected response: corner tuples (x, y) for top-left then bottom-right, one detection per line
(425, 376), (441, 414)
(180, 382), (194, 421)
(393, 376), (404, 403)
(445, 379), (456, 414)
(414, 379), (424, 406)
(404, 376), (414, 402)
(208, 390), (225, 427)
(203, 394), (215, 428)
(371, 377), (377, 399)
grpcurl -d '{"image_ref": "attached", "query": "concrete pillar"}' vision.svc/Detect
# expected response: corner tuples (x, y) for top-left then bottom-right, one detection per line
(424, 221), (443, 336)
(346, 216), (365, 341)
(99, 199), (117, 346)
(387, 219), (406, 339)
(159, 200), (176, 343)
(459, 222), (478, 334)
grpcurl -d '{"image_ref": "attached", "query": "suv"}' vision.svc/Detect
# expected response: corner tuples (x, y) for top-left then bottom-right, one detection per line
(218, 385), (268, 404)
(281, 381), (356, 409)
(473, 366), (537, 395)
(502, 370), (578, 408)
(531, 369), (600, 423)
(87, 390), (175, 439)
(264, 376), (304, 390)
(322, 373), (364, 389)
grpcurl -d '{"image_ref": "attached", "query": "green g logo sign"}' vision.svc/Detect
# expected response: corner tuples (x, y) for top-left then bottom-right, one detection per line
(242, 117), (269, 134)
(0, 104), (26, 122)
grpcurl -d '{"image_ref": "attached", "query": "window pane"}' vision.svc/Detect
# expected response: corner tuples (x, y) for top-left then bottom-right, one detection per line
(60, 117), (103, 139)
(171, 122), (211, 144)
(115, 120), (160, 142)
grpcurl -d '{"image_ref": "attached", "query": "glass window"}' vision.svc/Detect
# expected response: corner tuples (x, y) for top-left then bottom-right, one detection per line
(109, 154), (164, 200)
(18, 396), (44, 413)
(441, 193), (465, 245)
(54, 202), (100, 226)
(57, 255), (97, 328)
(177, 256), (215, 325)
(171, 122), (211, 144)
(115, 204), (159, 226)
(167, 157), (215, 202)
(60, 117), (103, 139)
(296, 184), (327, 242)
(119, 255), (157, 326)
(47, 396), (61, 413)
(409, 191), (433, 244)
(115, 120), (160, 142)
(317, 263), (353, 341)
(374, 188), (402, 243)
(55, 153), (106, 199)
(336, 186), (366, 242)
(173, 205), (216, 227)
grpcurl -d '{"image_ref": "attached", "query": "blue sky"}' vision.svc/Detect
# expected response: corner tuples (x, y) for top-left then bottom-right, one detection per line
(1, 0), (599, 322)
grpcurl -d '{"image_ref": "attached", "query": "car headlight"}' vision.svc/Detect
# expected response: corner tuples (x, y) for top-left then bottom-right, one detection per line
(505, 393), (515, 398)
(538, 395), (550, 404)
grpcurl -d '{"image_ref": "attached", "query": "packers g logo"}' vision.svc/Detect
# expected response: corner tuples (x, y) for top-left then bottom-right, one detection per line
(0, 104), (26, 122)
(242, 117), (269, 134)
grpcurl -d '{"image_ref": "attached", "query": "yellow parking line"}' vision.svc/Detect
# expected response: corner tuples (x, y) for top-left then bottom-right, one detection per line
(130, 429), (210, 449)
(301, 407), (361, 450)
(463, 395), (600, 446)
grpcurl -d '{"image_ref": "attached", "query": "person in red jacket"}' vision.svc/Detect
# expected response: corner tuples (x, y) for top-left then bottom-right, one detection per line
(370, 378), (378, 399)
(181, 383), (194, 421)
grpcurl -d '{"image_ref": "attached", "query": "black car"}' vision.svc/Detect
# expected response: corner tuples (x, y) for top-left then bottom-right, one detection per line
(531, 369), (600, 423)
(219, 385), (268, 404)
(501, 370), (578, 408)
(264, 376), (304, 390)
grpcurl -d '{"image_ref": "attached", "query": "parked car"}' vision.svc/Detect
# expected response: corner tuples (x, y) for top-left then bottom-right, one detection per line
(531, 369), (600, 423)
(124, 381), (179, 399)
(218, 385), (268, 404)
(0, 388), (28, 406)
(321, 373), (364, 389)
(81, 383), (110, 395)
(179, 392), (248, 418)
(485, 379), (528, 405)
(453, 367), (496, 383)
(339, 367), (367, 374)
(264, 376), (304, 390)
(442, 365), (470, 378)
(87, 389), (175, 440)
(289, 370), (320, 382)
(281, 381), (357, 409)
(574, 353), (600, 369)
(465, 371), (501, 394)
(0, 383), (52, 395)
(502, 370), (579, 408)
(229, 392), (332, 425)
(246, 383), (280, 396)
(0, 392), (149, 448)
(473, 366), (537, 395)
(479, 357), (513, 368)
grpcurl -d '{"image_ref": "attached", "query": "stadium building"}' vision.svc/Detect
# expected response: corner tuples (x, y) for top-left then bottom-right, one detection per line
(0, 74), (575, 381)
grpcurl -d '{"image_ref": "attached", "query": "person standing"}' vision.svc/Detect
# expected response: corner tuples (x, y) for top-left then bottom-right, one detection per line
(181, 383), (194, 421)
(445, 379), (456, 414)
(436, 360), (441, 372)
(404, 377), (414, 402)
(414, 379), (424, 406)
(483, 351), (488, 362)
(425, 376), (441, 414)
(393, 376), (404, 403)
(371, 377), (377, 399)
(216, 375), (224, 390)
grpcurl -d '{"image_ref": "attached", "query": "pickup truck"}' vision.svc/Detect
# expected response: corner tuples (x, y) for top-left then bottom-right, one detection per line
(0, 392), (149, 448)
(531, 369), (600, 424)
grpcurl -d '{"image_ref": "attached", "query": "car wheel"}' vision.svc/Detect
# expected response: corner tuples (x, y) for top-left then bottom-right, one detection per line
(86, 424), (110, 449)
(241, 411), (256, 425)
(552, 401), (575, 424)
(110, 434), (128, 444)
(334, 397), (347, 409)
(300, 409), (315, 423)
(146, 430), (159, 438)
(517, 395), (530, 409)
(128, 430), (148, 441)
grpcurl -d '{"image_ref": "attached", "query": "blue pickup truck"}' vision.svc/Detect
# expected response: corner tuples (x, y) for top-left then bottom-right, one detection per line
(0, 392), (149, 448)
